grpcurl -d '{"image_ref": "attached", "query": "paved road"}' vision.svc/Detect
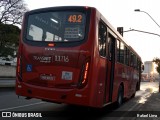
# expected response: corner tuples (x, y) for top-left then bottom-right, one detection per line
(0, 81), (160, 120)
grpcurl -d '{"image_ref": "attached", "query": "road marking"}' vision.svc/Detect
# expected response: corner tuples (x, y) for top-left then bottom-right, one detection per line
(0, 102), (45, 111)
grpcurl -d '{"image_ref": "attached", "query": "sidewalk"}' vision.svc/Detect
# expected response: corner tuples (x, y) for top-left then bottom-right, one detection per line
(135, 82), (160, 119)
(133, 92), (160, 120)
(0, 77), (15, 87)
(140, 92), (160, 111)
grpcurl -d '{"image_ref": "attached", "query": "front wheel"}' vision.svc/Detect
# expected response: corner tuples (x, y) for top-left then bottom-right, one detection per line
(116, 85), (124, 107)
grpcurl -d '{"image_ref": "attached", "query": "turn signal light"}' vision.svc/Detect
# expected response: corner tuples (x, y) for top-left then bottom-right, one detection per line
(78, 61), (90, 88)
(17, 56), (22, 81)
(82, 62), (89, 84)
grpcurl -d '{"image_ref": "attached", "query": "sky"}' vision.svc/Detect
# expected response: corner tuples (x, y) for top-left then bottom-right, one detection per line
(24, 0), (160, 63)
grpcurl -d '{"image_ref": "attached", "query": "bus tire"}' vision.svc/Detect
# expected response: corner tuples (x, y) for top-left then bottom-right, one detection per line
(116, 85), (123, 107)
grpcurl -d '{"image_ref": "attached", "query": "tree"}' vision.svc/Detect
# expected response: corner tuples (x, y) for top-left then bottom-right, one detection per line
(0, 0), (28, 58)
(0, 23), (20, 57)
(153, 58), (160, 75)
(0, 0), (28, 25)
(0, 23), (20, 46)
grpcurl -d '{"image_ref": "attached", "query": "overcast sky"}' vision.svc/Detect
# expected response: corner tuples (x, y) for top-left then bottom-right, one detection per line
(25, 0), (160, 63)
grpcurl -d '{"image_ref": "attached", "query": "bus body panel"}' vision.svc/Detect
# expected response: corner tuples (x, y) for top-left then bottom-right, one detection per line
(21, 45), (81, 88)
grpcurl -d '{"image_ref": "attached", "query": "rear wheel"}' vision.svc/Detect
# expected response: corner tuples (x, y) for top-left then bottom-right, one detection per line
(116, 85), (123, 107)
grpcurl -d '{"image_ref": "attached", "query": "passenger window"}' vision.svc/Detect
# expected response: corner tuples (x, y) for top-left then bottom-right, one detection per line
(98, 22), (107, 57)
(117, 40), (120, 62)
(130, 52), (135, 67)
(125, 47), (129, 66)
(108, 34), (115, 61)
(120, 42), (125, 63)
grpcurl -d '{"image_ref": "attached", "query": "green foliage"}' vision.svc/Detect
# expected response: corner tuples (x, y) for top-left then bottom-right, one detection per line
(0, 24), (20, 45)
(0, 0), (26, 58)
(0, 23), (20, 57)
(153, 58), (160, 75)
(0, 46), (15, 57)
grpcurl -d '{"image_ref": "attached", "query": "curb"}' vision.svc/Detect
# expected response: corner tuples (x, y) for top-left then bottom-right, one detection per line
(0, 78), (16, 88)
(0, 77), (15, 80)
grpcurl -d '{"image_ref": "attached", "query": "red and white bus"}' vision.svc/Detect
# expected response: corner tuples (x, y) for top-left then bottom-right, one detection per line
(16, 6), (142, 108)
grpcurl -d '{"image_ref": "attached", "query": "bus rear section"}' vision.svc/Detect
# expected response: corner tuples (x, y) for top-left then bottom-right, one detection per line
(16, 6), (98, 107)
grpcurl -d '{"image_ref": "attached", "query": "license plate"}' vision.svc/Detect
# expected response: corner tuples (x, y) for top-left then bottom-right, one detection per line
(40, 74), (55, 81)
(62, 71), (73, 80)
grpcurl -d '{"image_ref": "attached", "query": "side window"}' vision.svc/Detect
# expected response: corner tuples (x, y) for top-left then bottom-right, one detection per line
(108, 34), (115, 61)
(120, 42), (125, 64)
(117, 40), (120, 62)
(134, 56), (138, 69)
(125, 46), (129, 66)
(98, 22), (107, 57)
(130, 52), (136, 68)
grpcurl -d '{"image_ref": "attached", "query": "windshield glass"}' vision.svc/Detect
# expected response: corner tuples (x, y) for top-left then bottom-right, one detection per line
(26, 11), (86, 42)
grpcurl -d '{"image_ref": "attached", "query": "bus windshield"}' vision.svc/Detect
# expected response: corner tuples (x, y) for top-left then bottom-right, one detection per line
(26, 11), (86, 42)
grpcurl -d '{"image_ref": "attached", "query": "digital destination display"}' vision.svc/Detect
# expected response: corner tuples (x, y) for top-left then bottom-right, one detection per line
(67, 14), (83, 23)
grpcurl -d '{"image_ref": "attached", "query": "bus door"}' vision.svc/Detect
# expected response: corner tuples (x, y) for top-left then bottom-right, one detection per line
(105, 32), (116, 103)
